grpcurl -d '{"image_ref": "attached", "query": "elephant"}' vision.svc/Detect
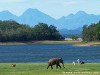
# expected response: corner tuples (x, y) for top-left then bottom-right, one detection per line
(47, 58), (65, 69)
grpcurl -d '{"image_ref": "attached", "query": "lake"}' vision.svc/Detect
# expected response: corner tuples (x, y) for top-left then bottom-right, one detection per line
(0, 44), (100, 63)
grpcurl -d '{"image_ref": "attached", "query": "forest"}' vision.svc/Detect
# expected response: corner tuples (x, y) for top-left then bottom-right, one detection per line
(82, 21), (100, 41)
(0, 20), (64, 42)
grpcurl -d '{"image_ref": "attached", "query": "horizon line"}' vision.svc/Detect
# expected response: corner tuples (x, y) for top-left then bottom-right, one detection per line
(0, 8), (99, 19)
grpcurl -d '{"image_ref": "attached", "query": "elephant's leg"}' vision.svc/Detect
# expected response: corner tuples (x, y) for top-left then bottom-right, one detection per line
(58, 64), (61, 69)
(51, 65), (53, 69)
(47, 65), (50, 69)
(56, 64), (58, 69)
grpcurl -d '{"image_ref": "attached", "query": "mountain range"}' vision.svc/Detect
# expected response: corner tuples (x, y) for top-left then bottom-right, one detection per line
(0, 8), (100, 34)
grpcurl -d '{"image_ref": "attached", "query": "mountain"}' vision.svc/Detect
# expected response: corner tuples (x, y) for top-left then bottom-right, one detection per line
(0, 10), (17, 21)
(0, 8), (56, 27)
(57, 11), (100, 29)
(0, 9), (100, 31)
(59, 27), (82, 34)
(18, 8), (56, 26)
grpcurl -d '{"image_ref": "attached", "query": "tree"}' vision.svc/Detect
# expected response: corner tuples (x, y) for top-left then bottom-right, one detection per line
(82, 21), (100, 42)
(32, 23), (64, 40)
(70, 35), (78, 40)
(0, 20), (32, 42)
(96, 21), (100, 40)
(82, 25), (88, 41)
(0, 21), (64, 41)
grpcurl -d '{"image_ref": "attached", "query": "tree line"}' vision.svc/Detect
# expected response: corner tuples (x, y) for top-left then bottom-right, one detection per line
(0, 20), (64, 42)
(82, 21), (100, 42)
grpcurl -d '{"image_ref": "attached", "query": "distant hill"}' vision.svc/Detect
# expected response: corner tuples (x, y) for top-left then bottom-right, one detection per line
(0, 8), (56, 27)
(0, 8), (100, 31)
(59, 27), (82, 34)
(57, 11), (100, 29)
(18, 8), (56, 26)
(0, 10), (17, 21)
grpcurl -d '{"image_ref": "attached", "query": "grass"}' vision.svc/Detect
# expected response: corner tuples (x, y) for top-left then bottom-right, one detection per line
(0, 40), (82, 45)
(1, 40), (100, 46)
(33, 41), (100, 46)
(0, 63), (100, 75)
(32, 40), (82, 44)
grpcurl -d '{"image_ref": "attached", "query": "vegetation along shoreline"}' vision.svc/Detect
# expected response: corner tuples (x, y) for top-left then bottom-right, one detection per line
(0, 41), (100, 47)
(0, 20), (100, 46)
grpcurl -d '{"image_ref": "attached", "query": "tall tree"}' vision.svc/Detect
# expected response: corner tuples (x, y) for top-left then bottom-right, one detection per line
(82, 21), (100, 42)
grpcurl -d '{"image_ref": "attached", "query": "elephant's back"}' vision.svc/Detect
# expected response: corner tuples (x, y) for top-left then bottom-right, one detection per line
(48, 58), (59, 64)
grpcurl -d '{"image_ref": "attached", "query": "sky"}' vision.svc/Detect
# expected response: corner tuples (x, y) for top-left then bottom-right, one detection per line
(0, 0), (100, 19)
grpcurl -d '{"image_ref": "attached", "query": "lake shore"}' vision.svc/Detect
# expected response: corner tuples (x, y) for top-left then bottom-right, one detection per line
(0, 41), (100, 47)
(0, 40), (81, 45)
(0, 42), (34, 45)
(73, 42), (100, 46)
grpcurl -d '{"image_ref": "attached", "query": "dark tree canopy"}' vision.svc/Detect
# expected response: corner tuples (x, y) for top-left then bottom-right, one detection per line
(0, 20), (64, 42)
(32, 23), (64, 40)
(70, 35), (78, 40)
(82, 21), (100, 42)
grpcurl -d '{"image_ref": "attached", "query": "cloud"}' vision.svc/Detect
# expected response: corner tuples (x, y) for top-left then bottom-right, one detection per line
(0, 0), (25, 3)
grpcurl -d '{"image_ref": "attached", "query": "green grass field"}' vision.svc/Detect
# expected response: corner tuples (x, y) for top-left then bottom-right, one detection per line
(0, 63), (100, 75)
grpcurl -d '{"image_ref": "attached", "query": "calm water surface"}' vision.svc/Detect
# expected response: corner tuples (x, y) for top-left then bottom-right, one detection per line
(0, 44), (100, 63)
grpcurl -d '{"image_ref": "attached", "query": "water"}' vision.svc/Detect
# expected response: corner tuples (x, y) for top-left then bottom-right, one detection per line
(0, 44), (100, 63)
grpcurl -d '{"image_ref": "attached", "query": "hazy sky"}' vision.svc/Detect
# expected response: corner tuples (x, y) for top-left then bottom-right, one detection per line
(0, 0), (100, 19)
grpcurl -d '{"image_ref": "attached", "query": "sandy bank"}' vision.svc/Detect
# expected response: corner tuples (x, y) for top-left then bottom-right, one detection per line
(73, 42), (100, 46)
(0, 41), (35, 45)
(0, 40), (81, 45)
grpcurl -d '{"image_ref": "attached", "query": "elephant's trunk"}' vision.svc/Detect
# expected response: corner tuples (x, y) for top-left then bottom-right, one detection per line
(62, 62), (65, 68)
